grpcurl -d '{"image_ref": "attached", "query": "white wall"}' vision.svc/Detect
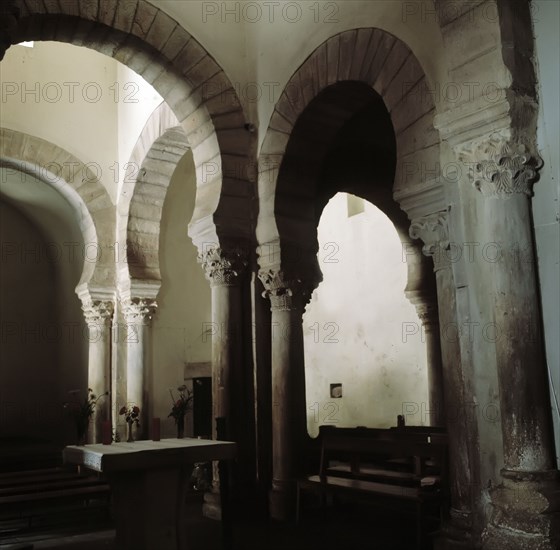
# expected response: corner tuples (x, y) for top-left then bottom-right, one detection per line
(0, 171), (86, 444)
(1, 42), (119, 203)
(533, 0), (560, 468)
(303, 193), (428, 437)
(150, 151), (212, 438)
(116, 63), (163, 197)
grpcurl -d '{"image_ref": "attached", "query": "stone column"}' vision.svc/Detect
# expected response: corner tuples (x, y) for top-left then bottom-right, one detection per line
(406, 289), (444, 426)
(460, 136), (559, 547)
(410, 211), (476, 546)
(121, 297), (157, 440)
(198, 246), (250, 519)
(81, 298), (114, 444)
(258, 269), (317, 521)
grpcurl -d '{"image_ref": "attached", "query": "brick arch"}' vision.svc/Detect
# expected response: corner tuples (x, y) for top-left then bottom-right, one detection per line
(257, 28), (439, 278)
(0, 127), (114, 296)
(10, 0), (252, 250)
(117, 102), (190, 298)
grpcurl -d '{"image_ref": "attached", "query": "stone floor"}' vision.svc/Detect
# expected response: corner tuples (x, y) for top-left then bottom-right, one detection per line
(0, 494), (428, 550)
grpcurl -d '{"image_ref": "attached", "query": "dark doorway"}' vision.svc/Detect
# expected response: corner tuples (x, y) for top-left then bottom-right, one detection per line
(192, 377), (212, 438)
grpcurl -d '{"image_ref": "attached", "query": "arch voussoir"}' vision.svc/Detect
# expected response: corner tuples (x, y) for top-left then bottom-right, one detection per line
(112, 0), (138, 34)
(337, 29), (357, 81)
(349, 28), (374, 80)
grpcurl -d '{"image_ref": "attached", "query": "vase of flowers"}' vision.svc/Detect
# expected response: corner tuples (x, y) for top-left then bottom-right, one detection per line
(168, 385), (193, 439)
(119, 405), (140, 442)
(63, 388), (108, 445)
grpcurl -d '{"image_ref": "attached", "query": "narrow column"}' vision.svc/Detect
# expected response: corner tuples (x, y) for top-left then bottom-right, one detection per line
(406, 289), (444, 426)
(198, 246), (252, 519)
(81, 298), (114, 444)
(121, 297), (157, 440)
(258, 269), (316, 521)
(462, 137), (559, 546)
(410, 211), (476, 546)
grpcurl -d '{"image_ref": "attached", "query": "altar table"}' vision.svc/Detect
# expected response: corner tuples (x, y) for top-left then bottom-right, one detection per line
(63, 438), (236, 550)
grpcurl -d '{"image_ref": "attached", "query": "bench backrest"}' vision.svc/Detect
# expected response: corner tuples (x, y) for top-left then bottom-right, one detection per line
(318, 427), (448, 482)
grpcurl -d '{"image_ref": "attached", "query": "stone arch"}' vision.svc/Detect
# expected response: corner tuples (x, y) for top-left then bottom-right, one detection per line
(257, 27), (440, 288)
(256, 28), (444, 521)
(9, 0), (252, 250)
(116, 101), (190, 299)
(0, 127), (114, 297)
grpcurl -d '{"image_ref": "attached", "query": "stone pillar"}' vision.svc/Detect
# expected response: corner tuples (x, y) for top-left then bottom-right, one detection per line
(258, 269), (317, 521)
(81, 298), (114, 444)
(122, 297), (157, 440)
(459, 136), (559, 548)
(198, 246), (250, 519)
(410, 211), (476, 547)
(406, 289), (444, 426)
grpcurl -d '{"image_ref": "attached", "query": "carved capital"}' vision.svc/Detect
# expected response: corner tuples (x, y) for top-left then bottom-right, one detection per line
(458, 134), (542, 198)
(409, 211), (451, 272)
(406, 290), (439, 329)
(417, 305), (439, 328)
(198, 246), (248, 287)
(258, 269), (317, 312)
(122, 298), (157, 324)
(81, 299), (114, 326)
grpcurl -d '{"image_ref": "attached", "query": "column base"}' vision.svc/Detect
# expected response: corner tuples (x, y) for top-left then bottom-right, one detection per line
(482, 469), (560, 550)
(202, 486), (222, 521)
(269, 481), (296, 521)
(434, 509), (479, 550)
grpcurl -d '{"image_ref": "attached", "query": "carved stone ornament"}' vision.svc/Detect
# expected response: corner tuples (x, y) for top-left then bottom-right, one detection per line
(409, 211), (451, 272)
(417, 306), (439, 328)
(81, 299), (114, 326)
(121, 298), (158, 324)
(258, 269), (318, 312)
(459, 134), (543, 199)
(198, 246), (248, 287)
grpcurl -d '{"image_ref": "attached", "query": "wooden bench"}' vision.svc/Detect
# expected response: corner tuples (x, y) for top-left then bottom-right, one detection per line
(297, 427), (448, 549)
(0, 466), (111, 530)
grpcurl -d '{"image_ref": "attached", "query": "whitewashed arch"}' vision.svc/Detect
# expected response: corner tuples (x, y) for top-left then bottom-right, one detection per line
(0, 127), (114, 297)
(117, 102), (190, 297)
(257, 28), (442, 278)
(9, 0), (253, 251)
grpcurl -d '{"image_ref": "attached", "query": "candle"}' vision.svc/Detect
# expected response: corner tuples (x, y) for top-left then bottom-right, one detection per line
(102, 421), (112, 445)
(152, 418), (161, 441)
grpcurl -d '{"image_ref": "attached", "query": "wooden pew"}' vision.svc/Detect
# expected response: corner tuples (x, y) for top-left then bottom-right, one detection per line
(297, 427), (448, 549)
(0, 465), (110, 531)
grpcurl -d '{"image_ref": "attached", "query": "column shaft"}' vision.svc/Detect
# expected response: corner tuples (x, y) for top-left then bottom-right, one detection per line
(411, 213), (476, 546)
(122, 298), (156, 440)
(81, 299), (113, 444)
(258, 266), (318, 521)
(486, 195), (555, 472)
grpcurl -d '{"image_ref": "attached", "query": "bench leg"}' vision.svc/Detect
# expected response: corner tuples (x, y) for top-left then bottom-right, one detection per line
(416, 502), (423, 550)
(295, 485), (301, 525)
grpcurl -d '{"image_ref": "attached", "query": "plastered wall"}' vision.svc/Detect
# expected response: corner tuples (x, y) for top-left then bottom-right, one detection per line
(533, 0), (560, 468)
(303, 193), (428, 437)
(0, 187), (86, 445)
(149, 150), (212, 438)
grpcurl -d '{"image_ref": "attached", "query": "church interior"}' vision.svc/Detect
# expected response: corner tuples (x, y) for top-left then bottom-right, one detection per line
(0, 1), (558, 549)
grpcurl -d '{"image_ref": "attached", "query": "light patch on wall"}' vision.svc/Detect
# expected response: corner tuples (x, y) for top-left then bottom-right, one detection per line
(347, 194), (364, 217)
(17, 41), (34, 48)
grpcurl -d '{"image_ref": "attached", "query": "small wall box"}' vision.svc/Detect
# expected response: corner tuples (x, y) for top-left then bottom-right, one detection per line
(330, 384), (342, 398)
